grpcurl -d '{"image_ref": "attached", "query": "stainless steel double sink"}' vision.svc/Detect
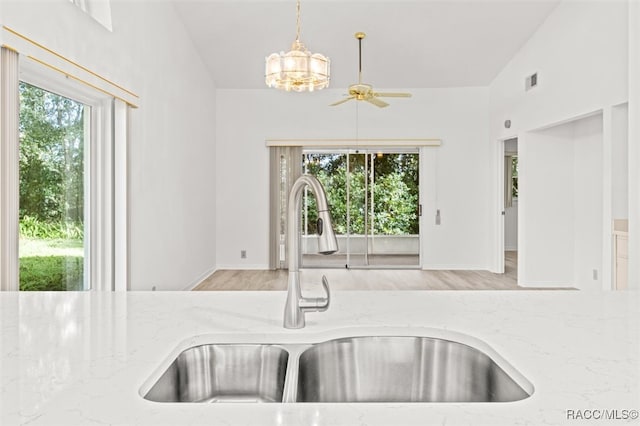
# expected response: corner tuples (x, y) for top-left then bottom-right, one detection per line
(141, 332), (533, 403)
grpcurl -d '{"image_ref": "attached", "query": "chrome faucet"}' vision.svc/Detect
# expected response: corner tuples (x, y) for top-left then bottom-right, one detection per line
(284, 175), (338, 329)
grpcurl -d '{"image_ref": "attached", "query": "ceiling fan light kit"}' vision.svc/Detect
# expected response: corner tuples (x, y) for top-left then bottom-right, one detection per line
(330, 32), (412, 108)
(265, 0), (330, 92)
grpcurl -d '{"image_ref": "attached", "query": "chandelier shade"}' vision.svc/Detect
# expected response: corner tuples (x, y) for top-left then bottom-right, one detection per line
(265, 0), (330, 92)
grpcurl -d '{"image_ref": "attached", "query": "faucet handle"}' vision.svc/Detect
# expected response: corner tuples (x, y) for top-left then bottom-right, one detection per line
(320, 275), (331, 311)
(300, 275), (331, 312)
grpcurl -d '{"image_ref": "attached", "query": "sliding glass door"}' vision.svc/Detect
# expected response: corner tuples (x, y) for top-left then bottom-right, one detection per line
(18, 82), (89, 290)
(301, 148), (420, 269)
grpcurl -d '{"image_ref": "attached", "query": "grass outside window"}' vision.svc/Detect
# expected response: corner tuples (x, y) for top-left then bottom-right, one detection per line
(19, 221), (84, 291)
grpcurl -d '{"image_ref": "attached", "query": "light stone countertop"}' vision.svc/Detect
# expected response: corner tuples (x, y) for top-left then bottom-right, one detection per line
(1, 290), (639, 426)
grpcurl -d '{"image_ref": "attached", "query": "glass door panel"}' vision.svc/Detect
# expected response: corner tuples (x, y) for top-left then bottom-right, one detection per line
(369, 152), (420, 267)
(301, 149), (420, 269)
(18, 82), (88, 290)
(345, 152), (368, 267)
(301, 152), (347, 267)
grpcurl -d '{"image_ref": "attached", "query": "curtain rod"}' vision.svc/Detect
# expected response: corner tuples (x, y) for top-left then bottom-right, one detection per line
(27, 55), (138, 109)
(2, 25), (139, 99)
(266, 138), (442, 147)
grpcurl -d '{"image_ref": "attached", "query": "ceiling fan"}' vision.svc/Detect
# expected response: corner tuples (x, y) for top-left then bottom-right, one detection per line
(330, 32), (412, 108)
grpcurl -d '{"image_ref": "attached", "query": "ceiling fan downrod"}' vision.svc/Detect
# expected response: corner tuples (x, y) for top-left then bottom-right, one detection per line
(356, 32), (365, 84)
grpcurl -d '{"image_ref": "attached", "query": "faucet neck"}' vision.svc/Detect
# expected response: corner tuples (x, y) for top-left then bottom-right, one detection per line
(287, 175), (331, 273)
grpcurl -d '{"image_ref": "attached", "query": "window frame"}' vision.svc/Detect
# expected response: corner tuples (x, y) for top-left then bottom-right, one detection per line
(17, 79), (92, 290)
(1, 53), (126, 291)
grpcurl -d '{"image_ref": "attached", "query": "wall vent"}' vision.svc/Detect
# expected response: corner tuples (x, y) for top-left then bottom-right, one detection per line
(525, 73), (538, 91)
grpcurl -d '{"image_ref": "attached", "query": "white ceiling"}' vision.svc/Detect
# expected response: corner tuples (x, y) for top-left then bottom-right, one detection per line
(172, 0), (561, 90)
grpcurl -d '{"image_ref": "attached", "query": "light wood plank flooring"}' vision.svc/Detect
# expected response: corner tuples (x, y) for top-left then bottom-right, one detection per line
(194, 252), (568, 291)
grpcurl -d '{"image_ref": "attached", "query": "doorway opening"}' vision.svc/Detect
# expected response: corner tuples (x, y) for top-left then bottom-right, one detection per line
(503, 138), (518, 281)
(300, 148), (420, 269)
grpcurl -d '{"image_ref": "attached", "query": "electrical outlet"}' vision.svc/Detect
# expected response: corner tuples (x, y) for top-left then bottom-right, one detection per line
(525, 72), (538, 91)
(592, 269), (598, 280)
(241, 250), (247, 259)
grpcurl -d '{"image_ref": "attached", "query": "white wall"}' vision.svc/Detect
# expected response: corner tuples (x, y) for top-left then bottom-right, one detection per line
(505, 200), (518, 251)
(490, 0), (628, 139)
(572, 114), (603, 289)
(521, 114), (603, 289)
(611, 103), (629, 220)
(215, 87), (492, 270)
(521, 124), (575, 286)
(1, 0), (218, 290)
(629, 0), (640, 289)
(489, 0), (629, 278)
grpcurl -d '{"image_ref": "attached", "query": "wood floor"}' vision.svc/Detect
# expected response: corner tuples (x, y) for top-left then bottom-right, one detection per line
(193, 251), (564, 291)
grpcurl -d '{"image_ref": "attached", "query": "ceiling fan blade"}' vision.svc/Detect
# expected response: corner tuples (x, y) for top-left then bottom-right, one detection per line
(366, 97), (389, 108)
(329, 96), (356, 106)
(373, 92), (412, 98)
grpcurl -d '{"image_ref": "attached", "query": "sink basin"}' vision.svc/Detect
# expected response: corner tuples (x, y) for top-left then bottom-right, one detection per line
(141, 332), (532, 404)
(296, 336), (531, 403)
(143, 344), (288, 403)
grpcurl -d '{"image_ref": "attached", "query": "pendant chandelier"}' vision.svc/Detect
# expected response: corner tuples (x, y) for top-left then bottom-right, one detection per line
(265, 0), (330, 92)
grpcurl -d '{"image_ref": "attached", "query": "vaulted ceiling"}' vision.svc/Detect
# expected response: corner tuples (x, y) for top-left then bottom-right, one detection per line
(172, 0), (560, 90)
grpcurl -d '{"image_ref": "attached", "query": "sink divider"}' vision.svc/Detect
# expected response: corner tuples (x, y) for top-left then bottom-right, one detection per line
(281, 344), (312, 403)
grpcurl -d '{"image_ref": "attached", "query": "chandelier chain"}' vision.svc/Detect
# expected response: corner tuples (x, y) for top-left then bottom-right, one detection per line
(295, 0), (301, 41)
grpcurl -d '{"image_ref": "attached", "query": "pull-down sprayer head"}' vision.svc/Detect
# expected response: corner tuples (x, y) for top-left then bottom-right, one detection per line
(316, 208), (338, 255)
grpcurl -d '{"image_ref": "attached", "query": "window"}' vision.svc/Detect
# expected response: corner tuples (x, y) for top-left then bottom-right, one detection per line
(69, 0), (113, 32)
(18, 82), (88, 290)
(511, 156), (519, 199)
(505, 154), (518, 208)
(1, 45), (129, 292)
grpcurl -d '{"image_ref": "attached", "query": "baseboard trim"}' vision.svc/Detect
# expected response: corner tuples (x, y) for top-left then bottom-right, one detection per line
(421, 264), (488, 271)
(518, 281), (575, 289)
(183, 266), (217, 291)
(215, 264), (271, 271)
